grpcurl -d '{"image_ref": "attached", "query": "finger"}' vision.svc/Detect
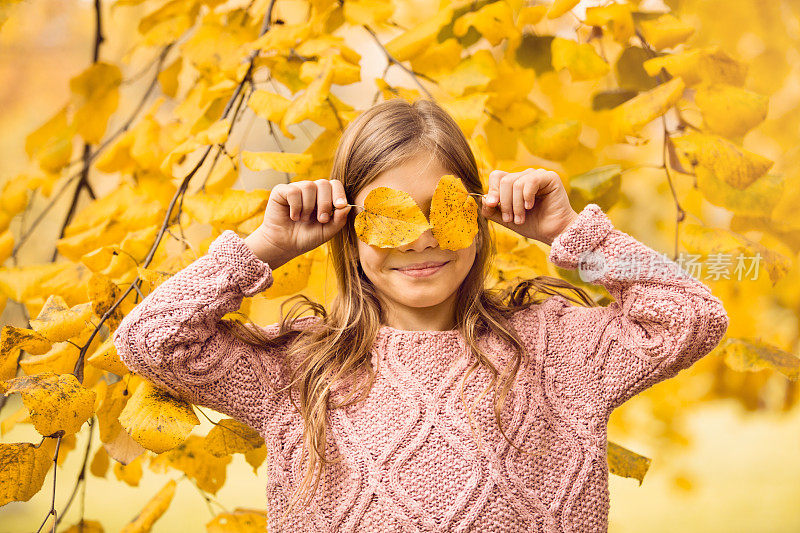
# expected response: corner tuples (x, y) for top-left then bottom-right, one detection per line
(315, 179), (333, 223)
(286, 185), (303, 221)
(523, 178), (534, 211)
(299, 181), (317, 222)
(330, 178), (348, 209)
(486, 170), (504, 205)
(498, 173), (516, 223)
(513, 178), (526, 224)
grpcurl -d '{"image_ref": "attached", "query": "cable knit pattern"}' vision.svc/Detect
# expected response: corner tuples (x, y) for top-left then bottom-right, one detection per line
(112, 204), (729, 533)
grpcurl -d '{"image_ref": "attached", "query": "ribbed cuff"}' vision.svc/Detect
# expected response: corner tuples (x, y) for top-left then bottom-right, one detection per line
(207, 230), (274, 296)
(548, 203), (615, 270)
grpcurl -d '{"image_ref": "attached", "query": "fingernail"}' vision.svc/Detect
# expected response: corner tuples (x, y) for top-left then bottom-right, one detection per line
(515, 215), (522, 224)
(335, 198), (346, 207)
(320, 213), (329, 222)
(503, 213), (510, 222)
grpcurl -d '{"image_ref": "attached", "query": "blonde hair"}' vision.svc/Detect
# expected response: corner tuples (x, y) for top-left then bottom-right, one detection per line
(218, 98), (597, 520)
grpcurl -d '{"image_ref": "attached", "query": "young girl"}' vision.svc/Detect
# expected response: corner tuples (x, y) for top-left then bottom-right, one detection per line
(113, 98), (729, 532)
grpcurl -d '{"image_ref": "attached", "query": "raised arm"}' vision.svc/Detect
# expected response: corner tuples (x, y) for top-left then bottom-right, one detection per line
(543, 203), (729, 416)
(112, 229), (290, 431)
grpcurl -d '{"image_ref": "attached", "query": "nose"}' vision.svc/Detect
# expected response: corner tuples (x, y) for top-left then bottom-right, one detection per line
(395, 227), (439, 252)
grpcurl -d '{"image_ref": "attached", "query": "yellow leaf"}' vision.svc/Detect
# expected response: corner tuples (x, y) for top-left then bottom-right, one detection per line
(354, 187), (431, 248)
(183, 189), (269, 227)
(439, 92), (489, 137)
(1, 325), (52, 356)
(87, 338), (129, 377)
(24, 105), (75, 173)
(0, 438), (57, 506)
(204, 418), (264, 457)
(671, 131), (774, 189)
(721, 337), (799, 381)
(148, 434), (232, 494)
(551, 37), (610, 81)
(158, 56), (182, 98)
(410, 38), (462, 78)
(280, 55), (336, 138)
(63, 519), (104, 533)
(206, 509), (267, 532)
(241, 151), (312, 174)
(384, 4), (454, 61)
(547, 0), (579, 19)
(609, 76), (685, 142)
(29, 294), (93, 343)
(430, 174), (479, 251)
(0, 371), (96, 436)
(518, 5), (548, 26)
(300, 52), (361, 86)
(70, 62), (123, 144)
(1, 174), (33, 216)
(639, 13), (695, 50)
(607, 440), (651, 485)
(113, 452), (145, 487)
(244, 445), (267, 473)
(584, 3), (634, 44)
(435, 49), (497, 97)
(89, 445), (109, 478)
(453, 1), (520, 46)
(117, 380), (200, 454)
(344, 0), (394, 27)
(262, 251), (315, 298)
(643, 46), (748, 87)
(247, 22), (311, 54)
(119, 478), (177, 533)
(247, 90), (291, 123)
(695, 83), (769, 139)
(520, 116), (581, 161)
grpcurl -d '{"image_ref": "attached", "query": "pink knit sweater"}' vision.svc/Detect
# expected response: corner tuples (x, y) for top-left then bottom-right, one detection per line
(113, 203), (729, 532)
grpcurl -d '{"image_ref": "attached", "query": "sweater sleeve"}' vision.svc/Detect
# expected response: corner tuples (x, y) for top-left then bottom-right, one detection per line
(545, 203), (730, 416)
(112, 229), (288, 431)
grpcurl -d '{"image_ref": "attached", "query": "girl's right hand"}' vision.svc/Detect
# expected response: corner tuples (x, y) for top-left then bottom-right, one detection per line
(247, 179), (352, 267)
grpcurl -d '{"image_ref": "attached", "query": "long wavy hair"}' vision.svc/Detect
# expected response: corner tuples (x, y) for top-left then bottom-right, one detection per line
(217, 98), (597, 520)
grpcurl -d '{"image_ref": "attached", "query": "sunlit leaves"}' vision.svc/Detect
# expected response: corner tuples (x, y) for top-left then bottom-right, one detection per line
(0, 372), (95, 436)
(241, 151), (312, 174)
(607, 441), (651, 486)
(720, 338), (800, 381)
(354, 187), (432, 248)
(453, 1), (520, 47)
(547, 0), (579, 19)
(639, 13), (695, 50)
(117, 380), (199, 454)
(695, 83), (769, 138)
(119, 478), (176, 533)
(584, 2), (634, 45)
(609, 76), (686, 142)
(643, 46), (748, 87)
(551, 37), (610, 81)
(24, 105), (75, 173)
(384, 4), (454, 61)
(520, 116), (581, 160)
(0, 438), (57, 506)
(29, 295), (92, 343)
(430, 174), (479, 251)
(206, 509), (268, 532)
(204, 418), (264, 457)
(70, 62), (123, 144)
(182, 188), (269, 227)
(149, 435), (231, 494)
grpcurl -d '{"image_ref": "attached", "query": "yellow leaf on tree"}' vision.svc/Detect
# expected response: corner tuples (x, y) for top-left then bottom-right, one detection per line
(344, 0), (394, 27)
(384, 4), (454, 61)
(148, 434), (232, 495)
(206, 509), (267, 532)
(1, 325), (52, 356)
(551, 37), (610, 81)
(0, 371), (96, 436)
(247, 89), (291, 123)
(29, 295), (93, 343)
(642, 46), (748, 87)
(87, 337), (130, 377)
(204, 418), (264, 457)
(119, 478), (177, 533)
(695, 83), (769, 139)
(453, 1), (520, 47)
(70, 61), (123, 144)
(63, 519), (104, 533)
(0, 438), (57, 506)
(117, 380), (200, 454)
(671, 131), (774, 189)
(242, 151), (312, 174)
(609, 76), (686, 142)
(721, 337), (800, 381)
(607, 440), (651, 485)
(430, 174), (479, 251)
(183, 188), (269, 226)
(354, 187), (432, 248)
(584, 3), (634, 44)
(113, 452), (145, 487)
(262, 251), (315, 298)
(547, 0), (579, 19)
(520, 116), (581, 161)
(24, 105), (75, 173)
(280, 54), (336, 138)
(639, 13), (695, 51)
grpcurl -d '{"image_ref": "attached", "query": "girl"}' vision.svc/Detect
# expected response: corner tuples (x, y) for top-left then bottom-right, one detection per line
(113, 98), (729, 532)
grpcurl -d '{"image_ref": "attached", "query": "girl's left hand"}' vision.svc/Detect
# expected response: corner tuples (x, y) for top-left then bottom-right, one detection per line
(481, 168), (579, 246)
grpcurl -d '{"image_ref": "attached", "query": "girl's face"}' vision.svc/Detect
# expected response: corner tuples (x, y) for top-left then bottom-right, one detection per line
(353, 151), (478, 329)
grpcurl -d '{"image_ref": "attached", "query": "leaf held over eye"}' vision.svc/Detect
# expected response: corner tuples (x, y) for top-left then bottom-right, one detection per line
(354, 186), (431, 248)
(430, 174), (479, 250)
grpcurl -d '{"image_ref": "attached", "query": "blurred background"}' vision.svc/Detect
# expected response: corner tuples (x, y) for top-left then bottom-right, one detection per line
(1, 0), (799, 531)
